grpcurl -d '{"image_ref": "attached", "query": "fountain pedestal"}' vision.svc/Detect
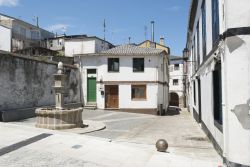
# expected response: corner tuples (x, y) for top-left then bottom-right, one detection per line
(35, 62), (83, 130)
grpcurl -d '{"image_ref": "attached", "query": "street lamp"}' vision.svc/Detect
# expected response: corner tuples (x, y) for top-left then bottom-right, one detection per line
(183, 48), (189, 60)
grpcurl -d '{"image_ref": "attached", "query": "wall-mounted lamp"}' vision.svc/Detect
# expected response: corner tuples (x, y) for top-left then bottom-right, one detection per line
(183, 48), (189, 60)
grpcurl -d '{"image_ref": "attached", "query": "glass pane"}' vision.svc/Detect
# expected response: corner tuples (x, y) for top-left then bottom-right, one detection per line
(131, 85), (146, 99)
(133, 58), (144, 72)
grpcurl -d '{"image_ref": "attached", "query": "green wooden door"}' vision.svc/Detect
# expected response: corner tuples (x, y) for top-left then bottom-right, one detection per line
(87, 77), (96, 102)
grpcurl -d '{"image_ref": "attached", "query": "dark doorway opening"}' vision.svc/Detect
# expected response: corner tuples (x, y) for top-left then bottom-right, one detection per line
(170, 92), (179, 107)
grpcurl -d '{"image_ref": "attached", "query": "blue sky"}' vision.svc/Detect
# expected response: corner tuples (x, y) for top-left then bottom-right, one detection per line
(0, 0), (189, 55)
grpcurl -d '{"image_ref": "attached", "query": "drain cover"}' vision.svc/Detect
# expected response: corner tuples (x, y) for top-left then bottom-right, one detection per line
(72, 145), (82, 149)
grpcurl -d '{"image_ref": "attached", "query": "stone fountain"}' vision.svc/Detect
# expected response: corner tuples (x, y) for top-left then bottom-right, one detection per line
(35, 62), (83, 130)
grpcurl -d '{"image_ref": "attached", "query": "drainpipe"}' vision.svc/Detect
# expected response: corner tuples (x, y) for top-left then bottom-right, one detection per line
(162, 55), (166, 115)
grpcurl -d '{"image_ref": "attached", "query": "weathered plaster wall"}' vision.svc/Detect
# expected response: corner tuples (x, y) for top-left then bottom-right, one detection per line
(0, 51), (81, 121)
(224, 35), (250, 166)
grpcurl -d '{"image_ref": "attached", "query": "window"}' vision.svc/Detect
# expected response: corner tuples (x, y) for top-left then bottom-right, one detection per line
(202, 0), (207, 58)
(173, 79), (179, 85)
(131, 85), (146, 100)
(108, 58), (119, 72)
(213, 62), (222, 128)
(193, 36), (197, 70)
(174, 64), (180, 70)
(20, 27), (26, 38)
(197, 21), (200, 65)
(212, 0), (220, 45)
(133, 58), (144, 72)
(31, 30), (39, 40)
(193, 81), (196, 105)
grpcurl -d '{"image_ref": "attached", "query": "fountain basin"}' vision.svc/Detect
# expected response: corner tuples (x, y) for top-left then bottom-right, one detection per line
(35, 107), (83, 130)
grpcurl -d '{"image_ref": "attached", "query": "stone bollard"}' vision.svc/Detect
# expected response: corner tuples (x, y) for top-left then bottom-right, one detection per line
(156, 139), (168, 152)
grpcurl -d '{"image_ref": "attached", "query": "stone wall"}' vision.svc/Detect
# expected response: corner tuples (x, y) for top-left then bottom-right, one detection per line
(0, 51), (82, 121)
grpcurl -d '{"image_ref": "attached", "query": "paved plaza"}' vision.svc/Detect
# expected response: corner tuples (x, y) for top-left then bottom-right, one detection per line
(0, 108), (224, 166)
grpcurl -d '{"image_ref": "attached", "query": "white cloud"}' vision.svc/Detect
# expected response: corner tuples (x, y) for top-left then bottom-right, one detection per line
(0, 0), (19, 7)
(46, 24), (72, 33)
(166, 5), (181, 12)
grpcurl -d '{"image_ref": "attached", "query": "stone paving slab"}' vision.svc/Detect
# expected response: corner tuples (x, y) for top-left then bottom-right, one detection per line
(62, 120), (106, 134)
(11, 118), (106, 134)
(0, 123), (224, 167)
(5, 108), (225, 166)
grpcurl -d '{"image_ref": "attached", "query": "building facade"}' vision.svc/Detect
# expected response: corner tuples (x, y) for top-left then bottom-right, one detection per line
(0, 13), (54, 52)
(138, 37), (170, 54)
(169, 56), (185, 108)
(185, 0), (250, 166)
(63, 35), (114, 57)
(75, 44), (169, 114)
(0, 25), (11, 52)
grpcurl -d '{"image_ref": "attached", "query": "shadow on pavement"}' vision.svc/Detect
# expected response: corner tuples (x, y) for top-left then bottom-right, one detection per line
(164, 106), (181, 116)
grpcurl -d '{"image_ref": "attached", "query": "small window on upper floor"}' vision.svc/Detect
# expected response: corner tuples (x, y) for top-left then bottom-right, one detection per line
(133, 58), (144, 72)
(173, 79), (179, 85)
(174, 64), (180, 70)
(108, 58), (119, 72)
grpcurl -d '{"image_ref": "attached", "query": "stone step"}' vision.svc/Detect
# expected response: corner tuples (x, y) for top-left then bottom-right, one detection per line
(84, 103), (97, 110)
(84, 106), (97, 110)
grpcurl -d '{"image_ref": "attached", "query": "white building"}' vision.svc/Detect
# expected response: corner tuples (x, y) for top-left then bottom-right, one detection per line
(64, 35), (114, 57)
(0, 13), (54, 52)
(75, 44), (169, 114)
(0, 25), (11, 52)
(185, 0), (250, 166)
(169, 56), (185, 107)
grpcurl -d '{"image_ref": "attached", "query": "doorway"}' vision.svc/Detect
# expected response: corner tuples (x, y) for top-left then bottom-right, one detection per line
(170, 92), (179, 107)
(87, 69), (96, 102)
(105, 85), (119, 109)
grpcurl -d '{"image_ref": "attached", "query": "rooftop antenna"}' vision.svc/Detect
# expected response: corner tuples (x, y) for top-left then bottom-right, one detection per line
(144, 25), (147, 40)
(103, 19), (106, 41)
(128, 37), (131, 44)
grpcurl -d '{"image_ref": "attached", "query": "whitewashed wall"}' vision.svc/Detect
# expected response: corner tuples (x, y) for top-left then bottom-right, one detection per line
(0, 25), (11, 52)
(169, 63), (184, 97)
(65, 40), (95, 57)
(65, 39), (112, 57)
(186, 0), (250, 165)
(187, 0), (224, 148)
(79, 54), (168, 110)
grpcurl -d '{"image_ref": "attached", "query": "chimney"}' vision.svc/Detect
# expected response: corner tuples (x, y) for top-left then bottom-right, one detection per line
(160, 36), (165, 46)
(151, 21), (155, 42)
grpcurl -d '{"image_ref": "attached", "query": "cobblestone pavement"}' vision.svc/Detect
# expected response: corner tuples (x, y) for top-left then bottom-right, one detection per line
(7, 107), (223, 166)
(83, 108), (222, 162)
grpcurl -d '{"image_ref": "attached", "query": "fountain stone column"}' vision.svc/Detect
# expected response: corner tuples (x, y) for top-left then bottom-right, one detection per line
(54, 62), (66, 110)
(35, 62), (83, 130)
